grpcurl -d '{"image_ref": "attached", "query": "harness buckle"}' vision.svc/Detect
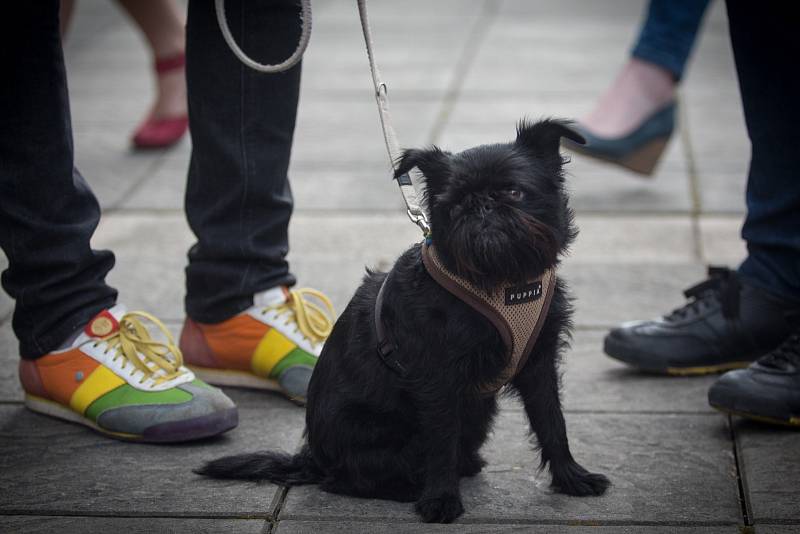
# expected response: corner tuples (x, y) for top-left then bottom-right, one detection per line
(376, 340), (407, 376)
(406, 208), (430, 236)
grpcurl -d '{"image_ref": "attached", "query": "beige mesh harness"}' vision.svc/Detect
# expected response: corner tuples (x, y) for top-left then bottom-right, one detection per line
(375, 242), (556, 394)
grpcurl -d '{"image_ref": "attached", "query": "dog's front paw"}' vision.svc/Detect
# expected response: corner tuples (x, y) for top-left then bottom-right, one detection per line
(414, 493), (464, 523)
(551, 461), (610, 497)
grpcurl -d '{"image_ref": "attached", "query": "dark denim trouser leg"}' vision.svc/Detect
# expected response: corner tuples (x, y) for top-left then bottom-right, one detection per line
(0, 2), (117, 359)
(726, 2), (800, 303)
(184, 0), (301, 324)
(631, 0), (711, 80)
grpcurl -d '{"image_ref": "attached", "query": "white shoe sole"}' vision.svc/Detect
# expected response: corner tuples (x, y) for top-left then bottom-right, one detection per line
(188, 366), (282, 391)
(25, 394), (139, 440)
(188, 366), (307, 406)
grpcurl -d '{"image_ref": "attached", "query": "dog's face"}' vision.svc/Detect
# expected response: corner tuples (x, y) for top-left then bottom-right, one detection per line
(395, 119), (583, 290)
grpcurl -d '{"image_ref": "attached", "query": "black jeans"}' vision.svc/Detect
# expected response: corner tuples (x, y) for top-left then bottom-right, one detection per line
(1, 0), (300, 358)
(727, 1), (800, 304)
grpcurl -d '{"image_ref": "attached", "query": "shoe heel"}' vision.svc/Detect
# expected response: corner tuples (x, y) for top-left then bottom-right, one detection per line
(619, 137), (668, 176)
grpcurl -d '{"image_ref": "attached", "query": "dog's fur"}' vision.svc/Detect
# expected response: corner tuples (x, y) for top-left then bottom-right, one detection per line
(197, 120), (610, 523)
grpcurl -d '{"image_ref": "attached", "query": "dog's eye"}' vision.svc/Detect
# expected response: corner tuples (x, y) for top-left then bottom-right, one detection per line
(507, 189), (524, 200)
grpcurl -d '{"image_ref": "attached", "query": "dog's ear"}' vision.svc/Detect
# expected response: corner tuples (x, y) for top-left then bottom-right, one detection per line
(394, 147), (450, 183)
(515, 119), (585, 158)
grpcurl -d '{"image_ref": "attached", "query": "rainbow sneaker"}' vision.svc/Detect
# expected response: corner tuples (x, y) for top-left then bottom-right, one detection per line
(19, 306), (237, 442)
(180, 287), (335, 404)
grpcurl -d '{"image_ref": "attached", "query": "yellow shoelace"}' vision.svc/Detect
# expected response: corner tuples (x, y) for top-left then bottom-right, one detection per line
(94, 311), (185, 384)
(265, 288), (336, 345)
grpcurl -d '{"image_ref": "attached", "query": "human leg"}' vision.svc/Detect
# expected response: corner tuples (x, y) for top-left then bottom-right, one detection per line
(707, 0), (800, 425)
(116, 0), (189, 148)
(1, 2), (236, 441)
(180, 0), (334, 402)
(0, 1), (117, 359)
(567, 0), (711, 174)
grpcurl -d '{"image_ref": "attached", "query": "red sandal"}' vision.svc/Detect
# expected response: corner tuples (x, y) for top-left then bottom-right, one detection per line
(131, 52), (189, 149)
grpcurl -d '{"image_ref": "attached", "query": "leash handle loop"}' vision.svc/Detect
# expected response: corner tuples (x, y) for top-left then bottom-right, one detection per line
(215, 0), (312, 73)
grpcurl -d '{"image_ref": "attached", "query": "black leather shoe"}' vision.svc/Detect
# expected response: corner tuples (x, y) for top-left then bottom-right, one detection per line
(708, 328), (800, 426)
(604, 267), (799, 375)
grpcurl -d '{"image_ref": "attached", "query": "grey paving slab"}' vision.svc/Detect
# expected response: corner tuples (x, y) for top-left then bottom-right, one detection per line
(73, 127), (169, 211)
(276, 521), (735, 534)
(735, 419), (800, 523)
(699, 216), (746, 266)
(560, 262), (707, 328)
(281, 411), (740, 523)
(299, 9), (480, 95)
(681, 93), (748, 215)
(90, 213), (193, 321)
(694, 169), (747, 216)
(0, 516), (266, 534)
(123, 156), (406, 213)
(0, 252), (11, 322)
(0, 322), (23, 402)
(570, 215), (695, 264)
(121, 153), (190, 211)
(680, 5), (749, 216)
(497, 0), (645, 19)
(0, 388), (302, 516)
(459, 16), (641, 96)
(560, 330), (718, 414)
(291, 96), (441, 167)
(63, 0), (152, 129)
(756, 526), (800, 534)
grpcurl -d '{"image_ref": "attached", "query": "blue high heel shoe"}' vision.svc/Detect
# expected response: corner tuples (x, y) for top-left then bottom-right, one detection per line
(562, 101), (676, 176)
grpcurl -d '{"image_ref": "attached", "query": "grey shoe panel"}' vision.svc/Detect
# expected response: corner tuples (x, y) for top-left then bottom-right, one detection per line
(96, 383), (236, 434)
(278, 365), (313, 400)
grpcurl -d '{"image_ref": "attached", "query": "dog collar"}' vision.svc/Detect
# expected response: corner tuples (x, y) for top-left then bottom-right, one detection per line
(375, 242), (556, 394)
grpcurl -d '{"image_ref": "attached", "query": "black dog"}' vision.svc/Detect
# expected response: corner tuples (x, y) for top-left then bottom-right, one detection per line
(197, 120), (610, 523)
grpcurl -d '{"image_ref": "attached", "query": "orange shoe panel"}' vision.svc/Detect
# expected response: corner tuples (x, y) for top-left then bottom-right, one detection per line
(197, 314), (269, 371)
(35, 349), (100, 405)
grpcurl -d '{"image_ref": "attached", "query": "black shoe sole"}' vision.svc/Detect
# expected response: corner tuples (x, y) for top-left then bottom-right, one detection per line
(604, 335), (752, 376)
(708, 379), (800, 427)
(709, 403), (800, 427)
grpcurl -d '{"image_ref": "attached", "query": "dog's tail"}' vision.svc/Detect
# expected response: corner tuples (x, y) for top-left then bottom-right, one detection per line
(194, 445), (323, 485)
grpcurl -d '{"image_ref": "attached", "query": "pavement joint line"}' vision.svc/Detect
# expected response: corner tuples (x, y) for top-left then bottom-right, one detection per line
(268, 487), (289, 533)
(0, 511), (273, 519)
(0, 400), (721, 417)
(677, 90), (706, 263)
(100, 206), (746, 217)
(278, 516), (741, 527)
(427, 0), (500, 145)
(728, 414), (754, 528)
(100, 149), (170, 215)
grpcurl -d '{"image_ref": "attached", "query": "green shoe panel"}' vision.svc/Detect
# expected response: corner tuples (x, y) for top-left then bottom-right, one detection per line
(93, 381), (236, 434)
(270, 347), (317, 379)
(84, 383), (192, 421)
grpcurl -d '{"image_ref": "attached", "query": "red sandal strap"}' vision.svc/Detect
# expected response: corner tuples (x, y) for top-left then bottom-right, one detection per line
(154, 52), (186, 75)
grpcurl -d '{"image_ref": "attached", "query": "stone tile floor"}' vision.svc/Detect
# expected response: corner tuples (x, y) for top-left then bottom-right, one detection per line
(1, 1), (797, 533)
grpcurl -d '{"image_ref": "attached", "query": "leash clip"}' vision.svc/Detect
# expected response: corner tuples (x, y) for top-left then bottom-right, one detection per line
(406, 208), (430, 236)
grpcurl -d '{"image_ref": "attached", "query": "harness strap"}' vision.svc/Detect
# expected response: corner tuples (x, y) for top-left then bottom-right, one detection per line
(374, 272), (408, 376)
(422, 243), (556, 394)
(375, 244), (557, 394)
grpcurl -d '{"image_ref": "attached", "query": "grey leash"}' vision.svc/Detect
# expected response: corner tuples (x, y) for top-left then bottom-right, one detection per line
(355, 0), (430, 236)
(215, 0), (430, 236)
